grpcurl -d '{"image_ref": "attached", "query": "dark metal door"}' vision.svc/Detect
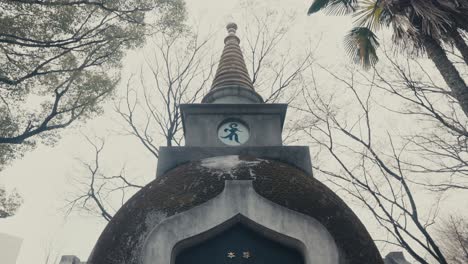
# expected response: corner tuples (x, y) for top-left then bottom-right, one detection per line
(175, 224), (304, 264)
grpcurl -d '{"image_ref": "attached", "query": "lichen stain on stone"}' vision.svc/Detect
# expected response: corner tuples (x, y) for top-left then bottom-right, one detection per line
(144, 211), (167, 230)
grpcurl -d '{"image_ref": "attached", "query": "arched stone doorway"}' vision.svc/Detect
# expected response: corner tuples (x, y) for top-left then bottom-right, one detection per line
(175, 223), (304, 264)
(142, 181), (339, 264)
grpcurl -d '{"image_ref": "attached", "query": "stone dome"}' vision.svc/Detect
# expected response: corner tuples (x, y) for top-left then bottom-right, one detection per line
(88, 155), (382, 264)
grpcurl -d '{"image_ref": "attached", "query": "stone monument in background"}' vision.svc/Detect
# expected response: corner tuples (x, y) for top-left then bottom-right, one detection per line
(0, 232), (22, 264)
(60, 23), (406, 264)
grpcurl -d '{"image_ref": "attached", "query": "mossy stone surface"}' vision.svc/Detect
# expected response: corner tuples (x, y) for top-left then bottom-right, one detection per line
(88, 156), (382, 264)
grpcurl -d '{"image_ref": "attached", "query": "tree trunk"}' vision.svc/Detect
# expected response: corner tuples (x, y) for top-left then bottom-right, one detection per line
(423, 35), (468, 117)
(450, 29), (468, 66)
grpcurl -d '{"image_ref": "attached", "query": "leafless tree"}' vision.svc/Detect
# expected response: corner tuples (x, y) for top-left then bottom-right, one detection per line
(66, 136), (144, 221)
(115, 29), (216, 157)
(67, 27), (215, 220)
(436, 216), (468, 263)
(294, 48), (468, 262)
(368, 51), (468, 192)
(241, 10), (313, 104)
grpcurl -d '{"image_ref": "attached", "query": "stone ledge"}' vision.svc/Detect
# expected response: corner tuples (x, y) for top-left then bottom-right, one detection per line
(156, 146), (312, 177)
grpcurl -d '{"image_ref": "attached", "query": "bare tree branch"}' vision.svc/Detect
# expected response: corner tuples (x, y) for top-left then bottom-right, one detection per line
(296, 59), (461, 263)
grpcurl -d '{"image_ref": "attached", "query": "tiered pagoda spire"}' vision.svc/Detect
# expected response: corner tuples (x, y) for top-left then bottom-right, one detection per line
(202, 23), (263, 104)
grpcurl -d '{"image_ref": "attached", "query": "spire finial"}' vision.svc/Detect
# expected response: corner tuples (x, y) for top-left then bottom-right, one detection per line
(224, 22), (240, 45)
(226, 22), (237, 34)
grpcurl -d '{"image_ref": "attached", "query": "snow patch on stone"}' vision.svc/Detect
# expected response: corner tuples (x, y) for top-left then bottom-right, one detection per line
(249, 168), (256, 180)
(200, 155), (264, 179)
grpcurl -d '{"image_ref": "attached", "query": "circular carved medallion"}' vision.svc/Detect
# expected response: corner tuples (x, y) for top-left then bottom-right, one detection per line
(218, 120), (249, 146)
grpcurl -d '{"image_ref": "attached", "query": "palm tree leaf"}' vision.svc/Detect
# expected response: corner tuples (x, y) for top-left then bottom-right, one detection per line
(353, 0), (383, 30)
(343, 27), (380, 69)
(308, 0), (358, 15)
(410, 0), (452, 37)
(390, 14), (423, 54)
(308, 0), (331, 14)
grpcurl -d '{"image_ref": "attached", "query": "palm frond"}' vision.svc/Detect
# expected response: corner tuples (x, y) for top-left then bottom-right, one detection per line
(308, 0), (358, 16)
(390, 14), (425, 56)
(353, 0), (384, 30)
(410, 0), (452, 37)
(344, 27), (379, 69)
(436, 0), (468, 32)
(308, 0), (331, 14)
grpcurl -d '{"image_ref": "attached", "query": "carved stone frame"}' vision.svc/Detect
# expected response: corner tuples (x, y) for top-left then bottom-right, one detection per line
(142, 180), (340, 264)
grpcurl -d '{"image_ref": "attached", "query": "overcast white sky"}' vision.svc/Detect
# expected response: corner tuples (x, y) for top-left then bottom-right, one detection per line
(0, 0), (467, 263)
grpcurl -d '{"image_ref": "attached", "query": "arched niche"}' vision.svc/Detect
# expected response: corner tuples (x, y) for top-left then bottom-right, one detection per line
(142, 180), (339, 264)
(173, 214), (305, 264)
